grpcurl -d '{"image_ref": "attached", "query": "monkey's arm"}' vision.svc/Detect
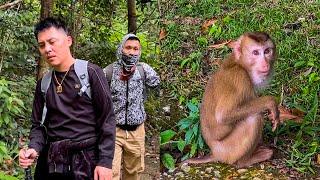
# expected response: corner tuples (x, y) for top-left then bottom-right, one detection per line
(216, 95), (279, 128)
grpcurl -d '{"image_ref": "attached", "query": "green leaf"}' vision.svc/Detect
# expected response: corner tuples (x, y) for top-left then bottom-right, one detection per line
(161, 153), (175, 170)
(192, 123), (199, 135)
(303, 90), (318, 123)
(177, 118), (193, 130)
(178, 95), (186, 104)
(197, 133), (205, 149)
(294, 61), (305, 68)
(160, 130), (176, 145)
(0, 172), (19, 180)
(186, 102), (199, 113)
(185, 128), (194, 145)
(190, 142), (197, 156)
(177, 138), (186, 152)
(180, 58), (189, 68)
(307, 166), (315, 174)
(14, 98), (25, 108)
(0, 142), (8, 154)
(2, 114), (9, 125)
(223, 15), (232, 24)
(181, 153), (190, 161)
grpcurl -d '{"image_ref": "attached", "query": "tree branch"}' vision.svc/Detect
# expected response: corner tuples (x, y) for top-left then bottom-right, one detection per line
(0, 0), (22, 10)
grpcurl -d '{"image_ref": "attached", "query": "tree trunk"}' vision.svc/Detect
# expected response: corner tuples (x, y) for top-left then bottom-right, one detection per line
(40, 0), (54, 20)
(70, 0), (85, 56)
(127, 0), (137, 34)
(70, 0), (77, 55)
(37, 0), (54, 80)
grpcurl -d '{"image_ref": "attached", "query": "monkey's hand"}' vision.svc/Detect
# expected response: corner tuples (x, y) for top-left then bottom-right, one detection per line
(266, 97), (280, 131)
(269, 104), (280, 132)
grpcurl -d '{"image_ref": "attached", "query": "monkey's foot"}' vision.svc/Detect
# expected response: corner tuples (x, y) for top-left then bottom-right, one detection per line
(235, 146), (273, 168)
(182, 155), (214, 164)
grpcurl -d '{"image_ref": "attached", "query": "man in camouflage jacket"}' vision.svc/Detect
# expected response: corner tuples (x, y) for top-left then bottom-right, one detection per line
(104, 34), (160, 180)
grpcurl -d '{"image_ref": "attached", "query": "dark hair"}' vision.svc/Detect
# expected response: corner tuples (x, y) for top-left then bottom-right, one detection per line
(34, 17), (69, 39)
(246, 32), (271, 43)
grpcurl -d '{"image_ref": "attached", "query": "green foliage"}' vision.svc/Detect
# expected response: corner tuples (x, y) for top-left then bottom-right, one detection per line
(286, 89), (319, 174)
(0, 172), (18, 180)
(160, 130), (176, 145)
(0, 78), (25, 132)
(0, 78), (27, 171)
(52, 0), (161, 69)
(161, 153), (175, 170)
(177, 99), (205, 161)
(179, 51), (203, 72)
(208, 23), (222, 38)
(160, 99), (206, 169)
(0, 5), (39, 75)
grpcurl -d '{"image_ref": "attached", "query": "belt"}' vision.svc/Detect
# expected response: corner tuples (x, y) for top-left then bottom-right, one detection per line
(116, 124), (141, 131)
(48, 137), (97, 151)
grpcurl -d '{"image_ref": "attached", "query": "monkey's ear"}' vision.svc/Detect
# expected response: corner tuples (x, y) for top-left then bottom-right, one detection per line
(227, 40), (237, 49)
(230, 39), (242, 60)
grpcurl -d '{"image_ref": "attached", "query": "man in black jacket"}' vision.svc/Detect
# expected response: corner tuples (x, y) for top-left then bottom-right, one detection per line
(18, 17), (115, 180)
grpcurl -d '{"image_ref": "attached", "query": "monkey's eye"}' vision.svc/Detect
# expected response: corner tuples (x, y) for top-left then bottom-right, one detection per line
(264, 48), (271, 54)
(252, 50), (259, 55)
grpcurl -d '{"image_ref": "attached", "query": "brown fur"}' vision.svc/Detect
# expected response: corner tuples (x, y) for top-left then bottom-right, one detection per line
(184, 32), (279, 167)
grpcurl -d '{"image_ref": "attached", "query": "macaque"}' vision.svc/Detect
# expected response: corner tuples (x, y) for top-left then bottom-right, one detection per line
(185, 32), (280, 167)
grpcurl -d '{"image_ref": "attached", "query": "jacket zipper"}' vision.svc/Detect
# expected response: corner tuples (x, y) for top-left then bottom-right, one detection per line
(125, 80), (129, 126)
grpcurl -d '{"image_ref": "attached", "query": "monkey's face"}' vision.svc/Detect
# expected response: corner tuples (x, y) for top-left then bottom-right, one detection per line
(241, 40), (275, 86)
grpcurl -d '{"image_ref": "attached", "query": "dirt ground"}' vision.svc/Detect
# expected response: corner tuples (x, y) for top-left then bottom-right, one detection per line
(141, 126), (160, 180)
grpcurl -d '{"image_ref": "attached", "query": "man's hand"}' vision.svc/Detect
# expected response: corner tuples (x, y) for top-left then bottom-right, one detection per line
(94, 166), (112, 180)
(19, 148), (38, 169)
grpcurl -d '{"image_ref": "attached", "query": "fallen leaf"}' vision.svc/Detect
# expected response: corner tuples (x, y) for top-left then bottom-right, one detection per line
(269, 106), (303, 123)
(208, 40), (231, 49)
(317, 154), (320, 165)
(201, 17), (217, 32)
(5, 159), (13, 166)
(159, 29), (167, 41)
(290, 108), (305, 117)
(303, 67), (313, 76)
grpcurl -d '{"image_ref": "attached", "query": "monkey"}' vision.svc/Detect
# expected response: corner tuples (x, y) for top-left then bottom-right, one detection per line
(184, 32), (280, 168)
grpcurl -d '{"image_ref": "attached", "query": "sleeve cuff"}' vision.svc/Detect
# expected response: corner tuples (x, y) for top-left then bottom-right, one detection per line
(28, 144), (42, 154)
(97, 156), (113, 169)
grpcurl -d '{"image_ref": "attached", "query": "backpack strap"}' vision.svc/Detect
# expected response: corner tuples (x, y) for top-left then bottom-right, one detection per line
(40, 69), (53, 125)
(74, 59), (91, 99)
(104, 63), (114, 85)
(40, 59), (91, 125)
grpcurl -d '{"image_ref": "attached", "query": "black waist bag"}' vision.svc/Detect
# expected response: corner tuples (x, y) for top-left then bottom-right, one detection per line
(47, 137), (96, 175)
(47, 139), (72, 174)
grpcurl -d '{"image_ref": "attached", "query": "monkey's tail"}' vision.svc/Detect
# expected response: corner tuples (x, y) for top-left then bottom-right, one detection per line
(182, 154), (214, 164)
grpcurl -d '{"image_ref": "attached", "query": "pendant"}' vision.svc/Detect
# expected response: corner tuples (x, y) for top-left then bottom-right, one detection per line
(56, 85), (63, 93)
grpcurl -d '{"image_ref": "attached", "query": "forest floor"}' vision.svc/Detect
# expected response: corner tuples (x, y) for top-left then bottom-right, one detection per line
(159, 138), (320, 179)
(141, 125), (161, 180)
(160, 158), (320, 179)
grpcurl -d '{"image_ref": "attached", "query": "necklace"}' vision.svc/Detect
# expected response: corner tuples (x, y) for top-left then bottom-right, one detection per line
(53, 69), (70, 93)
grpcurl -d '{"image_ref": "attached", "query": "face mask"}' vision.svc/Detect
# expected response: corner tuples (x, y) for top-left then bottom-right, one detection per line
(121, 54), (139, 71)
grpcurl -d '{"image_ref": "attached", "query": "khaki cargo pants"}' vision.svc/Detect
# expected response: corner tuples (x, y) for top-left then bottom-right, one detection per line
(112, 123), (145, 180)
